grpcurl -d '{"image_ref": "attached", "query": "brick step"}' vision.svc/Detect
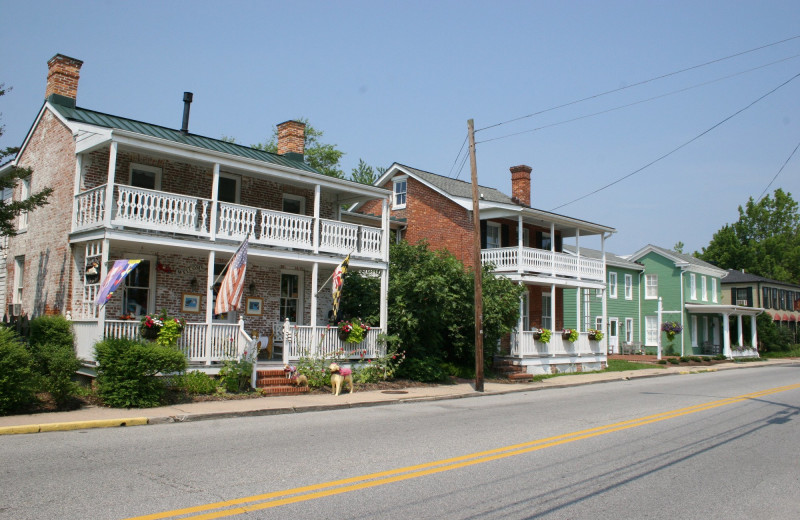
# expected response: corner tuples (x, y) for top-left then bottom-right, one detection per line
(494, 359), (518, 368)
(507, 372), (533, 382)
(256, 369), (286, 378)
(258, 385), (309, 396)
(256, 376), (292, 387)
(497, 365), (525, 375)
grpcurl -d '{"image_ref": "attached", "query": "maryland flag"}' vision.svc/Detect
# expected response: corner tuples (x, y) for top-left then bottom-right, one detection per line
(331, 254), (350, 320)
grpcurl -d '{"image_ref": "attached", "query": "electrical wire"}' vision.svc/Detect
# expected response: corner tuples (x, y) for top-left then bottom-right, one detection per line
(757, 139), (800, 201)
(550, 71), (800, 211)
(447, 133), (469, 178)
(454, 146), (471, 181)
(476, 34), (800, 133)
(477, 54), (800, 145)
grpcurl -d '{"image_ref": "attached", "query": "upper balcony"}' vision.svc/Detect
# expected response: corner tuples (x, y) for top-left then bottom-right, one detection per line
(73, 183), (386, 260)
(481, 246), (605, 283)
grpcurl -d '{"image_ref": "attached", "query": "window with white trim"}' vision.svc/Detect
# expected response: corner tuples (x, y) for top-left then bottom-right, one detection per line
(282, 193), (305, 215)
(645, 274), (658, 299)
(392, 176), (407, 209)
(129, 163), (162, 190)
(701, 276), (708, 301)
(689, 273), (697, 300)
(583, 289), (592, 330)
(624, 274), (633, 300)
(521, 291), (529, 330)
(711, 278), (717, 302)
(595, 316), (603, 331)
(13, 256), (24, 306)
(218, 173), (241, 204)
(280, 272), (302, 324)
(625, 318), (633, 344)
(608, 272), (617, 299)
(123, 259), (155, 317)
(541, 293), (552, 330)
(19, 178), (30, 231)
(486, 222), (501, 249)
(645, 315), (658, 346)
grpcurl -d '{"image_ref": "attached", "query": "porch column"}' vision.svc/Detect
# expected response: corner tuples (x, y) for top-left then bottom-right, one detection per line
(737, 314), (744, 348)
(380, 198), (389, 334)
(102, 142), (117, 228)
(751, 314), (758, 352)
(576, 229), (581, 280)
(576, 286), (581, 331)
(517, 215), (523, 275)
(551, 283), (556, 331)
(518, 288), (525, 332)
(310, 262), (318, 328)
(722, 313), (732, 358)
(71, 154), (83, 232)
(313, 184), (321, 254)
(209, 163), (220, 241)
(205, 250), (216, 365)
(98, 238), (110, 339)
(657, 297), (663, 360)
(550, 222), (555, 277)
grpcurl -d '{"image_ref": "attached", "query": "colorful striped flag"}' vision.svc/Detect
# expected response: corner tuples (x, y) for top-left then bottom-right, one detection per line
(95, 259), (142, 307)
(215, 239), (249, 315)
(331, 254), (350, 320)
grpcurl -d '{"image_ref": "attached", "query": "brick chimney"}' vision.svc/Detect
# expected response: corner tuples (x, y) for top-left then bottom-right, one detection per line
(510, 165), (532, 206)
(276, 120), (306, 160)
(45, 54), (83, 104)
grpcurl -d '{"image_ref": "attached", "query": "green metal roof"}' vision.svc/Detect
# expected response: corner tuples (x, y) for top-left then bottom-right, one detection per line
(48, 99), (320, 174)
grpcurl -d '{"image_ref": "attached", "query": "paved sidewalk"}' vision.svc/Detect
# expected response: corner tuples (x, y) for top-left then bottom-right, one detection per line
(0, 359), (792, 435)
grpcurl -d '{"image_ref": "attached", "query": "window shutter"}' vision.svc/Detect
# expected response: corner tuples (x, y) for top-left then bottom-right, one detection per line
(731, 288), (736, 305)
(555, 235), (562, 252)
(501, 224), (509, 248)
(480, 220), (487, 249)
(746, 287), (753, 307)
(535, 231), (543, 249)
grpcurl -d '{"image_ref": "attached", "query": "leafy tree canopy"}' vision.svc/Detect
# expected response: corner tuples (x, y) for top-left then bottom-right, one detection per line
(253, 118), (345, 179)
(698, 189), (800, 283)
(0, 83), (53, 238)
(350, 158), (386, 185)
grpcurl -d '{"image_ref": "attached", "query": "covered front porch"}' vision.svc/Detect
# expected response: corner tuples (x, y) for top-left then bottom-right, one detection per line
(685, 304), (763, 358)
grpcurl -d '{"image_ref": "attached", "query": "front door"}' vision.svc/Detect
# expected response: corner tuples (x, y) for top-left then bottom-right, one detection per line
(608, 318), (619, 354)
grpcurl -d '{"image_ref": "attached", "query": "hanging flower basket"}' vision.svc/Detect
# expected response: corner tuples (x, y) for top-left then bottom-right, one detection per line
(140, 324), (161, 341)
(562, 329), (579, 342)
(588, 329), (604, 341)
(533, 328), (551, 343)
(337, 318), (370, 344)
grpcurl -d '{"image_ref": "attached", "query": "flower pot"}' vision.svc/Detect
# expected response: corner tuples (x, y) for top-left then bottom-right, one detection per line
(140, 326), (160, 341)
(338, 328), (350, 342)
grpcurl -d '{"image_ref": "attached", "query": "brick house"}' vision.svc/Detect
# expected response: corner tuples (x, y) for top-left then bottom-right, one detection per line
(355, 162), (616, 375)
(3, 54), (391, 369)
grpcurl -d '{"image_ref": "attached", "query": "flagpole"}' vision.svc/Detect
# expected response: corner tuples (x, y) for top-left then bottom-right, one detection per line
(314, 250), (355, 297)
(210, 239), (247, 289)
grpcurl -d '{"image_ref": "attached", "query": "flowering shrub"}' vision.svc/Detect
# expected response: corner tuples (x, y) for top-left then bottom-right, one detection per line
(661, 321), (683, 341)
(352, 342), (405, 383)
(588, 329), (604, 341)
(338, 318), (370, 344)
(562, 328), (579, 342)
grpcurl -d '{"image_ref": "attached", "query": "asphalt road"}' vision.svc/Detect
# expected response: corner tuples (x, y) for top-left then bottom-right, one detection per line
(2, 364), (799, 519)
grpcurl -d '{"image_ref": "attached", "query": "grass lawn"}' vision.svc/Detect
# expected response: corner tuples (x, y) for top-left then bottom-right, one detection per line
(607, 359), (665, 371)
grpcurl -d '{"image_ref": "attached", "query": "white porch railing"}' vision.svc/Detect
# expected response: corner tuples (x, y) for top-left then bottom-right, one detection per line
(510, 331), (605, 357)
(72, 184), (385, 259)
(282, 325), (384, 362)
(482, 247), (604, 282)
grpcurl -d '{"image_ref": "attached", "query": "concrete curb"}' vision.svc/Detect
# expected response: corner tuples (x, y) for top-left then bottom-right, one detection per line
(1, 360), (793, 435)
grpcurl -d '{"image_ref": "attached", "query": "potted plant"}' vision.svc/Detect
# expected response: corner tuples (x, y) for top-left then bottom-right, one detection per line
(533, 328), (552, 343)
(562, 328), (579, 342)
(588, 329), (604, 341)
(140, 309), (185, 344)
(337, 318), (370, 344)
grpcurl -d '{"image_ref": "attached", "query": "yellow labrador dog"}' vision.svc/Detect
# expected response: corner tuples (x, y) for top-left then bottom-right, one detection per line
(329, 363), (353, 396)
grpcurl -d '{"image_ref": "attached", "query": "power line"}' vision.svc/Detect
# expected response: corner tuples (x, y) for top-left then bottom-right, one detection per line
(477, 54), (800, 145)
(758, 139), (800, 202)
(447, 133), (468, 178)
(550, 71), (800, 211)
(477, 34), (800, 133)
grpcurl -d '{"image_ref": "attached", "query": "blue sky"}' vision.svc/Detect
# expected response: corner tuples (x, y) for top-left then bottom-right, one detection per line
(1, 0), (799, 255)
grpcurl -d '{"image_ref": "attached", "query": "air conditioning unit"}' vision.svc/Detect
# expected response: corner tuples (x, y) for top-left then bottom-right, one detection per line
(736, 300), (749, 306)
(9, 303), (21, 317)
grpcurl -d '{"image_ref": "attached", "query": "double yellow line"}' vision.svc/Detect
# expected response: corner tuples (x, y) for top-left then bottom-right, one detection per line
(126, 382), (800, 520)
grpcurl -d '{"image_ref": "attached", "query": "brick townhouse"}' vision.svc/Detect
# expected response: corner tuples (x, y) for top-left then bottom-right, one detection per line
(1, 54), (391, 370)
(354, 163), (617, 375)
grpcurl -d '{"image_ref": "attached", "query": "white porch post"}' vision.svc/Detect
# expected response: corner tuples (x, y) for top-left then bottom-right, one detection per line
(71, 154), (83, 232)
(550, 222), (555, 277)
(209, 164), (220, 241)
(576, 287), (581, 332)
(751, 314), (758, 352)
(313, 184), (321, 254)
(205, 250), (216, 365)
(98, 238), (110, 340)
(737, 314), (744, 348)
(601, 232), (607, 341)
(551, 283), (556, 332)
(657, 297), (663, 360)
(576, 229), (581, 280)
(379, 198), (389, 333)
(310, 262), (319, 328)
(722, 313), (732, 358)
(517, 215), (523, 275)
(103, 142), (117, 228)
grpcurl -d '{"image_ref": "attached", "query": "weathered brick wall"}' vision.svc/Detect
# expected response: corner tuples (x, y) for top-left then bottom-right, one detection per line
(5, 109), (77, 317)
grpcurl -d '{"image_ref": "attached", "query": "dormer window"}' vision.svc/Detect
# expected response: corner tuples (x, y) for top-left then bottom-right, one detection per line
(392, 176), (407, 209)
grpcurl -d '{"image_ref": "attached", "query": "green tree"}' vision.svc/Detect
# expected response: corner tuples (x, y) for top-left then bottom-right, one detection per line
(350, 158), (386, 185)
(673, 241), (684, 254)
(253, 118), (345, 179)
(0, 83), (53, 238)
(698, 189), (800, 283)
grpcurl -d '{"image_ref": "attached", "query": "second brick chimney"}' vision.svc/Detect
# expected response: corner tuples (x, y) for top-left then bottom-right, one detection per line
(276, 120), (306, 161)
(45, 54), (83, 105)
(510, 165), (532, 206)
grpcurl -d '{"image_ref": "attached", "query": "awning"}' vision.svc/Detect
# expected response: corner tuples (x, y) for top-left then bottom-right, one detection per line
(790, 315), (796, 322)
(784, 314), (790, 321)
(684, 303), (763, 317)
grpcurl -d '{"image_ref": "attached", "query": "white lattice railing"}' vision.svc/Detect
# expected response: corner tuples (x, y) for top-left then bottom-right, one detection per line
(511, 331), (605, 357)
(115, 186), (210, 236)
(282, 325), (384, 362)
(482, 247), (604, 282)
(73, 185), (107, 231)
(319, 219), (359, 255)
(217, 202), (257, 241)
(257, 209), (313, 249)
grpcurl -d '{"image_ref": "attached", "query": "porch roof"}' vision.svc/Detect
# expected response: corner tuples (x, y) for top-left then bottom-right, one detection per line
(684, 303), (763, 317)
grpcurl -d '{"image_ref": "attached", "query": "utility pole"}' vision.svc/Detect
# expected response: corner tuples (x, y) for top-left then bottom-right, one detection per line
(468, 119), (484, 392)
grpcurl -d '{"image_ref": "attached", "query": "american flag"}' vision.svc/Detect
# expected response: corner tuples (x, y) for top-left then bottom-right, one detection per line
(331, 254), (350, 320)
(215, 239), (249, 315)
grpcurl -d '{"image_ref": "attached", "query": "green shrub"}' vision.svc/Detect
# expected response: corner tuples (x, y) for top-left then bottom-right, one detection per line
(29, 315), (81, 407)
(174, 371), (218, 395)
(668, 358), (680, 364)
(713, 354), (727, 360)
(396, 356), (450, 382)
(295, 351), (333, 389)
(94, 338), (187, 408)
(218, 359), (253, 393)
(0, 328), (37, 415)
(679, 356), (690, 363)
(657, 359), (667, 365)
(690, 356), (703, 362)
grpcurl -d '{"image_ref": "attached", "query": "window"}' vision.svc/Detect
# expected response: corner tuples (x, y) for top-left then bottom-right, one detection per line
(282, 193), (305, 214)
(712, 278), (717, 302)
(542, 293), (552, 330)
(129, 163), (162, 190)
(689, 273), (697, 300)
(645, 316), (658, 346)
(521, 292), (529, 330)
(280, 273), (301, 323)
(608, 272), (618, 299)
(645, 274), (658, 299)
(701, 276), (707, 301)
(540, 232), (552, 251)
(691, 316), (698, 347)
(595, 316), (603, 331)
(123, 260), (152, 317)
(772, 288), (779, 309)
(19, 178), (30, 230)
(486, 222), (501, 249)
(703, 317), (709, 342)
(763, 286), (770, 308)
(735, 288), (750, 306)
(392, 176), (407, 209)
(522, 228), (530, 247)
(624, 274), (633, 300)
(13, 256), (24, 305)
(218, 173), (241, 204)
(583, 289), (592, 331)
(625, 318), (633, 344)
